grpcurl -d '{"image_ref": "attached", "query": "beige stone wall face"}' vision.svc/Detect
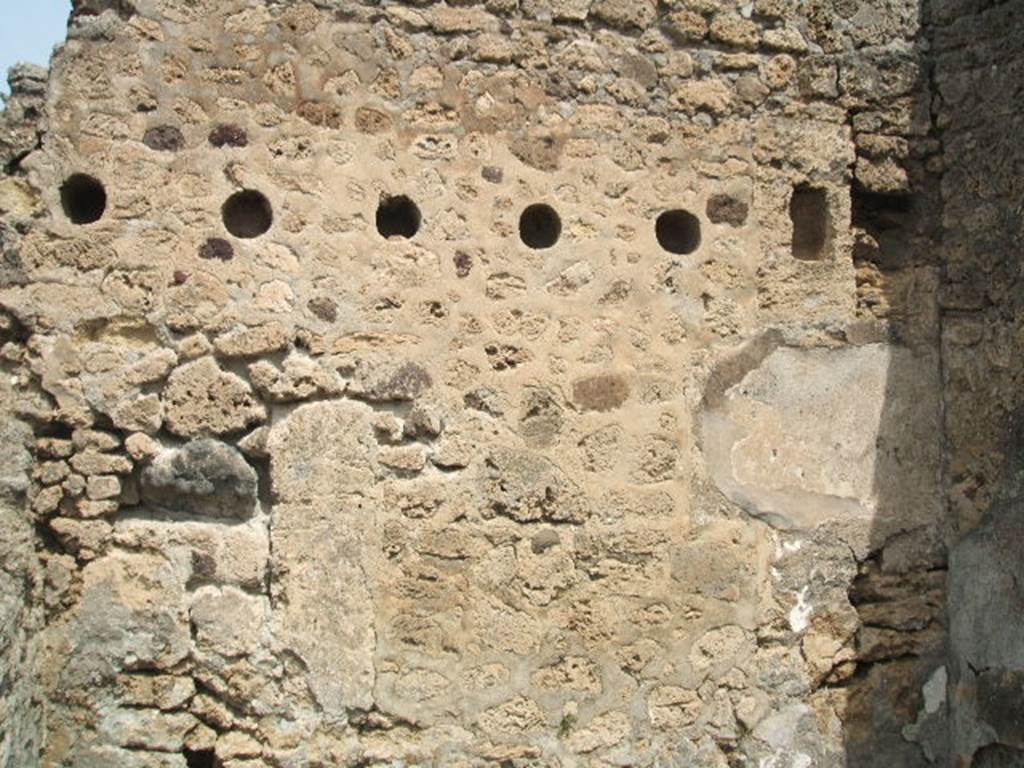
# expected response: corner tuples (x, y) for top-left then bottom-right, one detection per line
(0, 1), (959, 766)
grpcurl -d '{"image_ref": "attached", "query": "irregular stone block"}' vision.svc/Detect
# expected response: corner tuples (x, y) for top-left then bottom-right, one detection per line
(482, 449), (589, 524)
(949, 498), (1024, 762)
(99, 708), (198, 752)
(119, 674), (195, 711)
(213, 322), (290, 358)
(647, 686), (700, 729)
(111, 393), (163, 433)
(70, 450), (133, 476)
(378, 445), (427, 473)
(77, 498), (119, 518)
(572, 373), (629, 412)
(190, 586), (268, 658)
(478, 696), (546, 738)
(162, 357), (266, 437)
(702, 341), (942, 532)
(140, 439), (257, 519)
(532, 656), (601, 693)
(125, 433), (161, 461)
(590, 0), (655, 29)
(248, 354), (344, 402)
(348, 358), (431, 402)
(268, 402), (379, 715)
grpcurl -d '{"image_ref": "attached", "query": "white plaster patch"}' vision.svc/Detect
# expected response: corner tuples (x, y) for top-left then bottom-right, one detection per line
(923, 665), (947, 714)
(758, 752), (812, 768)
(774, 538), (804, 559)
(789, 586), (811, 633)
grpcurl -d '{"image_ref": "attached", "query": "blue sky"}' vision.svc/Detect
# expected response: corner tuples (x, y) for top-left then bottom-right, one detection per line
(0, 0), (69, 99)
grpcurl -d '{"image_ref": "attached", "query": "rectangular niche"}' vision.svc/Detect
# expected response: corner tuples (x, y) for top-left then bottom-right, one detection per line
(789, 185), (831, 260)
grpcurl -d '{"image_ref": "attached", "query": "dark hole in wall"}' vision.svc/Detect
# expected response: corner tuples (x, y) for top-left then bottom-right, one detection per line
(655, 209), (701, 255)
(519, 203), (561, 249)
(376, 195), (421, 239)
(852, 184), (913, 232)
(60, 174), (107, 224)
(222, 190), (272, 238)
(182, 748), (218, 768)
(790, 185), (830, 260)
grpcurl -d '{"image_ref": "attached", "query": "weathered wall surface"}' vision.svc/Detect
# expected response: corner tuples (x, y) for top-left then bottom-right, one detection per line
(0, 0), (996, 765)
(932, 1), (1024, 765)
(0, 63), (50, 768)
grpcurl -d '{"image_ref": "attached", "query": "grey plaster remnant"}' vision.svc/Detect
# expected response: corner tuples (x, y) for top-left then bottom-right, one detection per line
(140, 439), (257, 519)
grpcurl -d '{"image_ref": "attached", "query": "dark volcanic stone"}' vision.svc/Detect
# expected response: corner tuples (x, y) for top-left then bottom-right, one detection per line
(308, 296), (338, 322)
(140, 438), (257, 519)
(143, 125), (185, 151)
(208, 123), (249, 148)
(199, 238), (234, 261)
(454, 250), (473, 278)
(706, 193), (749, 227)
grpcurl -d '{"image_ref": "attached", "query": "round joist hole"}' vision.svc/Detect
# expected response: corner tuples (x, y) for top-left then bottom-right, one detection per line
(519, 203), (561, 250)
(222, 190), (273, 238)
(655, 209), (701, 255)
(376, 195), (421, 239)
(60, 174), (107, 224)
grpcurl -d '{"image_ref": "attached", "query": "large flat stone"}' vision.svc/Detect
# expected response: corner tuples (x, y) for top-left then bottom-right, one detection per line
(702, 342), (942, 532)
(267, 401), (381, 715)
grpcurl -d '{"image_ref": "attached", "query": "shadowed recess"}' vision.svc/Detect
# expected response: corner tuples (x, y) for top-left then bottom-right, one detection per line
(182, 748), (217, 768)
(376, 194), (421, 239)
(222, 190), (272, 239)
(60, 174), (107, 224)
(519, 203), (561, 249)
(655, 209), (701, 254)
(790, 185), (830, 260)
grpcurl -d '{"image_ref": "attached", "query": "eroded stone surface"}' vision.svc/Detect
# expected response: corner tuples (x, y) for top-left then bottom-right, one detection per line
(0, 0), (1015, 765)
(703, 343), (942, 534)
(140, 439), (257, 519)
(162, 358), (266, 437)
(267, 401), (379, 715)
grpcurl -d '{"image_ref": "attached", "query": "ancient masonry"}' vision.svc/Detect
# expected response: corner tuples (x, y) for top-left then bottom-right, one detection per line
(0, 0), (1021, 766)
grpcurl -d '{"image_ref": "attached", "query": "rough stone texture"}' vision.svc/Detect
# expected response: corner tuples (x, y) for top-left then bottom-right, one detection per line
(162, 357), (266, 437)
(140, 439), (258, 519)
(703, 342), (941, 534)
(0, 0), (1019, 766)
(0, 346), (41, 768)
(267, 402), (379, 716)
(931, 4), (1024, 766)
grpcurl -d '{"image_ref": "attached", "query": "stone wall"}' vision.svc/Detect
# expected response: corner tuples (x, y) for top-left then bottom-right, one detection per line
(0, 0), (1014, 766)
(0, 62), (51, 768)
(932, 0), (1024, 765)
